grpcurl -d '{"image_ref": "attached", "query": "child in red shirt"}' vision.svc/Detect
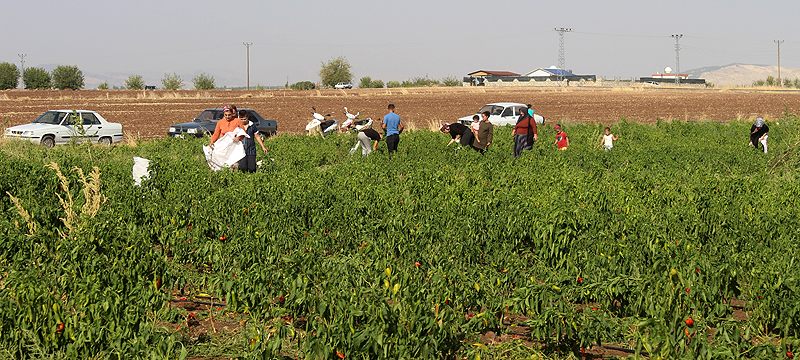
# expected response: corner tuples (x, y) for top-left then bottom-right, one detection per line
(554, 124), (569, 150)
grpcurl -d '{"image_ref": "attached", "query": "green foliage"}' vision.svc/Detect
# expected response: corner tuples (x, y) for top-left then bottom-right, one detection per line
(192, 73), (215, 90)
(0, 62), (20, 90)
(386, 80), (401, 88)
(161, 73), (183, 90)
(96, 82), (109, 90)
(319, 57), (352, 88)
(23, 67), (51, 89)
(51, 65), (84, 90)
(441, 76), (462, 87)
(359, 76), (384, 88)
(2, 120), (800, 358)
(290, 81), (315, 90)
(401, 76), (440, 87)
(125, 75), (145, 90)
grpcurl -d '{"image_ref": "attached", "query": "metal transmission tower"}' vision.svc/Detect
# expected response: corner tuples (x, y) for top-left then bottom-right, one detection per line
(671, 34), (683, 84)
(775, 40), (784, 87)
(243, 42), (253, 90)
(18, 54), (26, 89)
(554, 27), (573, 76)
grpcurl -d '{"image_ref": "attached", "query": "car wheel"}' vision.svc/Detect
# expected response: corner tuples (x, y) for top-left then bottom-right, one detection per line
(41, 135), (55, 148)
(99, 137), (112, 145)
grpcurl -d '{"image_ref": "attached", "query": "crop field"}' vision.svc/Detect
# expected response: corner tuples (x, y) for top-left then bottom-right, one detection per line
(1, 113), (799, 359)
(3, 88), (800, 137)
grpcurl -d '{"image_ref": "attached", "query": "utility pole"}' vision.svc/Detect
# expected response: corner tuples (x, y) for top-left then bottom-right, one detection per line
(554, 27), (573, 81)
(17, 53), (26, 89)
(775, 40), (784, 87)
(671, 34), (683, 84)
(243, 42), (253, 90)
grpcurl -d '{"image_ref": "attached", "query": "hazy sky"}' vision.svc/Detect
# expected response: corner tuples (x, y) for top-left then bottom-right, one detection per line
(2, 0), (798, 87)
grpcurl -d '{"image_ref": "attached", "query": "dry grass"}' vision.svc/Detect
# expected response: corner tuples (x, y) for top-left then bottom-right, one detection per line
(6, 192), (37, 236)
(44, 162), (105, 238)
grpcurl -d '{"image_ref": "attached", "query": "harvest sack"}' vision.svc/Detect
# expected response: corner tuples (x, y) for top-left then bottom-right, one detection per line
(132, 157), (151, 186)
(203, 128), (249, 171)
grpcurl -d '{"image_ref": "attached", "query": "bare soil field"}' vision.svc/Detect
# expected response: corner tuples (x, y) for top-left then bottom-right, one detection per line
(2, 87), (800, 138)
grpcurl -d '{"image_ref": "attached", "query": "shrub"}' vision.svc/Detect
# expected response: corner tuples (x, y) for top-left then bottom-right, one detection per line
(290, 81), (315, 90)
(125, 75), (145, 90)
(52, 65), (84, 90)
(0, 62), (20, 90)
(401, 76), (440, 87)
(319, 57), (352, 88)
(192, 73), (215, 90)
(161, 73), (183, 90)
(23, 67), (51, 89)
(441, 76), (461, 87)
(359, 76), (385, 88)
(386, 81), (401, 88)
(97, 82), (109, 90)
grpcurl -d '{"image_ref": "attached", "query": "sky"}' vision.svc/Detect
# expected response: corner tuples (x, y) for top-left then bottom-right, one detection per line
(2, 0), (799, 87)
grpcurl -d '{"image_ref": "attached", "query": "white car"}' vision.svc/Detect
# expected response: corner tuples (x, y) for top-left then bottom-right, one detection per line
(334, 82), (353, 89)
(458, 102), (545, 126)
(4, 110), (123, 148)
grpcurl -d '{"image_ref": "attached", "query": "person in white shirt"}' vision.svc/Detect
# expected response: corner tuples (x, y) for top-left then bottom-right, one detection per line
(601, 127), (618, 151)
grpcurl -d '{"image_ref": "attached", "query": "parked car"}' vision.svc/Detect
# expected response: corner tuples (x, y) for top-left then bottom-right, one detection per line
(3, 110), (123, 148)
(167, 108), (278, 138)
(334, 82), (353, 89)
(458, 102), (545, 126)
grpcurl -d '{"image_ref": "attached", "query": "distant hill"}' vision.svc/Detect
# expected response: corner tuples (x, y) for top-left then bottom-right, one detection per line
(685, 63), (800, 87)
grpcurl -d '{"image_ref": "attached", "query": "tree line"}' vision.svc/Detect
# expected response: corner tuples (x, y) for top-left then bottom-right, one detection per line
(290, 56), (461, 90)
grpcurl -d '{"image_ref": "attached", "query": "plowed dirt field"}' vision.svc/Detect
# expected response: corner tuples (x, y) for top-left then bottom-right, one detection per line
(2, 87), (799, 138)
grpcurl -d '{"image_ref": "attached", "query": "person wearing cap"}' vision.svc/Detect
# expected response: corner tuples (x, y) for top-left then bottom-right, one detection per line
(471, 111), (493, 154)
(210, 105), (243, 146)
(554, 124), (569, 151)
(750, 117), (769, 153)
(237, 110), (269, 172)
(440, 121), (471, 147)
(513, 108), (537, 157)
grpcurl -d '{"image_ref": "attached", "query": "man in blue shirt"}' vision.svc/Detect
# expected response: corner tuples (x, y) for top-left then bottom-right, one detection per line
(382, 103), (403, 157)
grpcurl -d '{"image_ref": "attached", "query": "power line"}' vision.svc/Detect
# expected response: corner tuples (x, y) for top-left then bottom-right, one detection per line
(775, 40), (784, 86)
(17, 54), (26, 89)
(555, 27), (573, 74)
(243, 42), (253, 90)
(671, 34), (683, 84)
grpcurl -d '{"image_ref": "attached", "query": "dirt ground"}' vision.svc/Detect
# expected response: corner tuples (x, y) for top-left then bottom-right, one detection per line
(2, 87), (800, 138)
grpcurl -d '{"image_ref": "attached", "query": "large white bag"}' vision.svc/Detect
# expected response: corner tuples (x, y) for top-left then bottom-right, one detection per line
(203, 128), (249, 171)
(132, 157), (151, 186)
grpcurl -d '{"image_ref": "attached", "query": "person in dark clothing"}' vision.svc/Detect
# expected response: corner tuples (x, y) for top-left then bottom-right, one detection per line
(472, 111), (494, 154)
(237, 110), (269, 172)
(750, 117), (769, 153)
(512, 110), (538, 157)
(440, 122), (471, 146)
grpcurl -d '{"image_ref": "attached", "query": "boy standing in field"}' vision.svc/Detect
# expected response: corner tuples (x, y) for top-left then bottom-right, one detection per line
(601, 126), (618, 151)
(382, 104), (403, 158)
(554, 124), (569, 151)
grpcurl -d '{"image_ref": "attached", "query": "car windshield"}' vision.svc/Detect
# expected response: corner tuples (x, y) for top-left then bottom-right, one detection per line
(33, 111), (68, 125)
(478, 105), (504, 116)
(196, 110), (223, 122)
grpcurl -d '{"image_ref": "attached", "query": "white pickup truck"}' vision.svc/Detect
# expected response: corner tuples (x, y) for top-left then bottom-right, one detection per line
(458, 102), (545, 126)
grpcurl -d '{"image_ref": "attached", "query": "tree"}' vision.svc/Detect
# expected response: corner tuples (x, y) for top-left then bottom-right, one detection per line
(23, 67), (51, 89)
(290, 81), (315, 90)
(319, 57), (352, 88)
(97, 82), (109, 90)
(386, 81), (401, 88)
(441, 76), (461, 87)
(125, 75), (144, 90)
(0, 62), (20, 90)
(192, 73), (215, 90)
(359, 76), (384, 89)
(52, 65), (85, 90)
(161, 73), (183, 90)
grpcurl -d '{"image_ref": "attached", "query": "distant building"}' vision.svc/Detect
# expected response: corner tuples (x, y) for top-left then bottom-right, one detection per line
(464, 66), (596, 86)
(639, 72), (706, 85)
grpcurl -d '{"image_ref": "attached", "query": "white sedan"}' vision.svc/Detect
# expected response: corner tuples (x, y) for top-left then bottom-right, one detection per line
(458, 102), (545, 126)
(4, 110), (123, 148)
